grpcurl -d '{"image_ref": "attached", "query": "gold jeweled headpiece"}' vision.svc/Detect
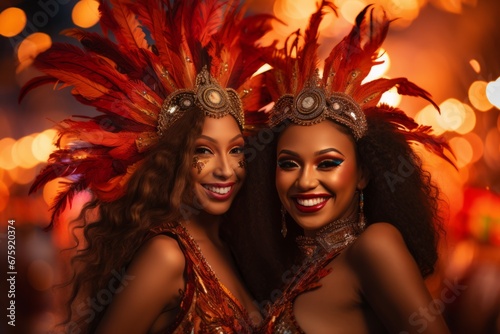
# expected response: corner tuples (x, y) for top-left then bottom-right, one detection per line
(269, 71), (367, 140)
(158, 67), (244, 136)
(264, 4), (440, 142)
(22, 0), (274, 226)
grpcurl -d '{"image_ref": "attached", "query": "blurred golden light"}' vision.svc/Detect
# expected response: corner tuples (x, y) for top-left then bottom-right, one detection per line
(379, 86), (402, 107)
(415, 104), (445, 135)
(498, 114), (500, 132)
(463, 132), (484, 164)
(363, 49), (390, 83)
(7, 167), (37, 185)
(0, 181), (10, 212)
(436, 98), (466, 131)
(28, 260), (54, 291)
(469, 80), (494, 112)
(454, 103), (476, 135)
(483, 129), (500, 170)
(457, 164), (469, 184)
(446, 240), (476, 280)
(469, 59), (481, 74)
(339, 0), (367, 24)
(12, 135), (38, 169)
(72, 0), (101, 29)
(430, 0), (463, 14)
(280, 0), (317, 20)
(16, 32), (52, 71)
(381, 0), (420, 28)
(449, 137), (473, 168)
(0, 7), (27, 37)
(486, 77), (500, 109)
(32, 129), (58, 162)
(0, 137), (17, 170)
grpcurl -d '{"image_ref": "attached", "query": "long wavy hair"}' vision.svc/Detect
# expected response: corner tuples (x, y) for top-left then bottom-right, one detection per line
(358, 108), (446, 277)
(229, 109), (447, 304)
(59, 107), (205, 332)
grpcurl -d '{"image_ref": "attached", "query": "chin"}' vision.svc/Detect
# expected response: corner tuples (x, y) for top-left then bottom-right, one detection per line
(198, 199), (233, 216)
(202, 206), (232, 216)
(293, 215), (329, 231)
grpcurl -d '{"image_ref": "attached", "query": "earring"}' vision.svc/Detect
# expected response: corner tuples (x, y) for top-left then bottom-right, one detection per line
(238, 159), (247, 169)
(281, 205), (288, 238)
(358, 190), (366, 230)
(192, 156), (205, 174)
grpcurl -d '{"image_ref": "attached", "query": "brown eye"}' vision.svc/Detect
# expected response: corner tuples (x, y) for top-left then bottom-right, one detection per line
(230, 146), (244, 154)
(318, 159), (343, 168)
(277, 160), (299, 169)
(195, 147), (212, 155)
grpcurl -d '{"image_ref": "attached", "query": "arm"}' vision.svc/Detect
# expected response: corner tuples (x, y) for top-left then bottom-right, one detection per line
(95, 235), (186, 334)
(349, 223), (450, 334)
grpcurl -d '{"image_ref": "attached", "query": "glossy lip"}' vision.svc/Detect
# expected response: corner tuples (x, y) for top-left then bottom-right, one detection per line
(291, 193), (331, 213)
(202, 182), (236, 201)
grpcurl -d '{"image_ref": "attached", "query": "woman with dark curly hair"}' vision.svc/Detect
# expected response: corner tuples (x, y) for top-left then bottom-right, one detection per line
(23, 0), (275, 332)
(243, 3), (454, 333)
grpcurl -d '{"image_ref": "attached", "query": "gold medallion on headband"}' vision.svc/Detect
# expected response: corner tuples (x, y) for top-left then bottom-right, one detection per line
(269, 75), (367, 140)
(157, 67), (244, 137)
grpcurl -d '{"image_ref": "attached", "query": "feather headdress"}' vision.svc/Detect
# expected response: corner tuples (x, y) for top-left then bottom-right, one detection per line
(21, 0), (274, 227)
(265, 2), (452, 164)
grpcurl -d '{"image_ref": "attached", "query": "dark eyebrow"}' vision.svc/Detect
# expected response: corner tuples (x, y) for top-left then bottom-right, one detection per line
(315, 148), (345, 157)
(198, 133), (244, 144)
(277, 149), (300, 157)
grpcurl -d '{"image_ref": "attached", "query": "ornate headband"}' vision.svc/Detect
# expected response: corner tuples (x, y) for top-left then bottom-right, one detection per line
(268, 73), (368, 140)
(157, 67), (245, 137)
(22, 0), (274, 226)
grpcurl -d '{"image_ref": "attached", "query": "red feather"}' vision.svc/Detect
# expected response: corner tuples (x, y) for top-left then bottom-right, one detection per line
(23, 0), (275, 227)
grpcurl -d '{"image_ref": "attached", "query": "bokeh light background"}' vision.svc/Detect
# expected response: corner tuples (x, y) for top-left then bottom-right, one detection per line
(0, 0), (499, 333)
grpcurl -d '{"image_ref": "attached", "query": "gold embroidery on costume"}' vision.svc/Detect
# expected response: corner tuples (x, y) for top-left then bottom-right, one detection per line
(149, 224), (257, 333)
(261, 212), (363, 334)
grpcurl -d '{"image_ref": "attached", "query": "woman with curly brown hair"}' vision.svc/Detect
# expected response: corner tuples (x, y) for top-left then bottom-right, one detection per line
(235, 3), (454, 333)
(23, 0), (275, 332)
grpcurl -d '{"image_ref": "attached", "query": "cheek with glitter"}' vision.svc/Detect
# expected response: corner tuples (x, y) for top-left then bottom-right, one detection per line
(192, 156), (207, 174)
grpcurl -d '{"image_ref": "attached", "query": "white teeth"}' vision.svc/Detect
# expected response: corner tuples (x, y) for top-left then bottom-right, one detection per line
(296, 198), (327, 207)
(204, 185), (231, 195)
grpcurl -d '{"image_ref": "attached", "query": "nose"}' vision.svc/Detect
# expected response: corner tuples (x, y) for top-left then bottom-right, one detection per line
(213, 154), (234, 180)
(296, 165), (319, 191)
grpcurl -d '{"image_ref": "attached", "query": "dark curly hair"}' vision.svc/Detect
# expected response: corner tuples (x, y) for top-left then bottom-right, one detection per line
(227, 107), (447, 305)
(58, 107), (205, 333)
(359, 107), (446, 277)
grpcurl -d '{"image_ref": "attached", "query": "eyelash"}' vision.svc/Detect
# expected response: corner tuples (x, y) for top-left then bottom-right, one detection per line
(318, 159), (343, 168)
(195, 145), (244, 155)
(277, 158), (344, 170)
(195, 147), (212, 155)
(230, 146), (244, 155)
(277, 160), (299, 169)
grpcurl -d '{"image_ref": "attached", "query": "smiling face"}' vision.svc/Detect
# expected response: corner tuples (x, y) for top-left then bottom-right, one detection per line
(190, 115), (246, 216)
(276, 121), (367, 234)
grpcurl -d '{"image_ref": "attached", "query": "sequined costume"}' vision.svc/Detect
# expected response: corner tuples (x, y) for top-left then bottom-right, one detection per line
(261, 214), (363, 334)
(149, 223), (258, 334)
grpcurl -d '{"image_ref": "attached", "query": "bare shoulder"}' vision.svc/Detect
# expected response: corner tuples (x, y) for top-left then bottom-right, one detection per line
(95, 235), (187, 333)
(347, 222), (415, 274)
(131, 234), (186, 276)
(349, 222), (406, 257)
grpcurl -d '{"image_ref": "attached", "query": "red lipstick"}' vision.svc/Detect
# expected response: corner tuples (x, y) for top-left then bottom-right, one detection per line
(292, 194), (330, 213)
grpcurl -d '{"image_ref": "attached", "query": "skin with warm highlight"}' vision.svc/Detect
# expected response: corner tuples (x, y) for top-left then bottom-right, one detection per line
(63, 111), (261, 333)
(276, 121), (367, 236)
(233, 110), (452, 333)
(268, 119), (451, 333)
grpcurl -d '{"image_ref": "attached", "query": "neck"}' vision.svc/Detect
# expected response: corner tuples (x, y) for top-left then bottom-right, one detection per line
(297, 209), (363, 257)
(183, 211), (223, 244)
